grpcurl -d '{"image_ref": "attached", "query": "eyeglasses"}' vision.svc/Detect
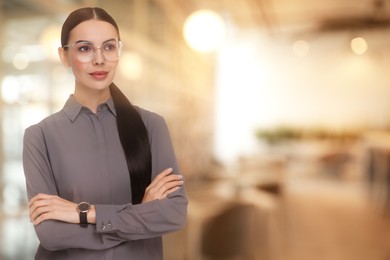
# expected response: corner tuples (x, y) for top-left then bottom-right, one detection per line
(63, 39), (123, 63)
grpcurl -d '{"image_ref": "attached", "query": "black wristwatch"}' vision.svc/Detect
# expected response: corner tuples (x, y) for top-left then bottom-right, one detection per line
(76, 202), (91, 227)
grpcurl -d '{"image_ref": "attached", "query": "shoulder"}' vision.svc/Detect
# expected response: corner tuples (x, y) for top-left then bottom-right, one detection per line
(135, 106), (166, 128)
(24, 110), (66, 137)
(134, 107), (172, 139)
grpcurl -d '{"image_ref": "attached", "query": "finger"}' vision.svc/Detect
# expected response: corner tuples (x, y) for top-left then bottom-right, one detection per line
(145, 168), (174, 191)
(29, 198), (51, 219)
(147, 178), (183, 199)
(160, 186), (180, 200)
(28, 193), (57, 207)
(29, 196), (67, 221)
(159, 179), (183, 193)
(151, 174), (183, 193)
(159, 167), (174, 177)
(29, 198), (57, 220)
(151, 168), (174, 184)
(28, 193), (46, 207)
(29, 195), (60, 213)
(33, 211), (52, 226)
(31, 201), (76, 224)
(30, 203), (52, 223)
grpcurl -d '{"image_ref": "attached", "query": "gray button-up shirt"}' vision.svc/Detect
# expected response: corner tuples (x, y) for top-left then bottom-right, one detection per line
(23, 95), (188, 260)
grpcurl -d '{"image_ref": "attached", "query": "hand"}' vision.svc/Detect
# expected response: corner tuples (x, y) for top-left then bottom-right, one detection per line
(142, 168), (184, 203)
(28, 193), (79, 226)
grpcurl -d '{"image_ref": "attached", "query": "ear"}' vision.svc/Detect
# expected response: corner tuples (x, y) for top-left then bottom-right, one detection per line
(58, 47), (70, 68)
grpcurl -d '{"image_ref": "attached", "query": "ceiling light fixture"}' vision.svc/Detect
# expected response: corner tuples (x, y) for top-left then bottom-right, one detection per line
(292, 40), (310, 57)
(183, 10), (226, 53)
(350, 37), (368, 55)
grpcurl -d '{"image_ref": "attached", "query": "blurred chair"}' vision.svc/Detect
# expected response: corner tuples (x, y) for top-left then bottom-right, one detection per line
(200, 203), (257, 260)
(362, 131), (390, 214)
(365, 147), (389, 211)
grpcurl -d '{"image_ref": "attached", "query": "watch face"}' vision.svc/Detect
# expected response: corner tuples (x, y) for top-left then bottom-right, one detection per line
(78, 202), (91, 213)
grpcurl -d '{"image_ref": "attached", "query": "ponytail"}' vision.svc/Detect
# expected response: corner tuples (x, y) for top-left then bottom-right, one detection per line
(110, 83), (151, 204)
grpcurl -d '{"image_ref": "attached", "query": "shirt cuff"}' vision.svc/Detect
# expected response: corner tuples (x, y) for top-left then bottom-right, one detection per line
(95, 204), (123, 233)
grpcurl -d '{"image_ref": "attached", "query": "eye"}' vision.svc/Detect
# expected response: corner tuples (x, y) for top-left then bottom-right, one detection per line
(77, 44), (93, 53)
(103, 42), (117, 52)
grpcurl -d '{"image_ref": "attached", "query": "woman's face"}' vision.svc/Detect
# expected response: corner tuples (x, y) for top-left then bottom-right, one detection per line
(59, 20), (120, 93)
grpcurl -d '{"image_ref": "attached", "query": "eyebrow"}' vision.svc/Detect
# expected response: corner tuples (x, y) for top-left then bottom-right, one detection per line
(74, 38), (117, 45)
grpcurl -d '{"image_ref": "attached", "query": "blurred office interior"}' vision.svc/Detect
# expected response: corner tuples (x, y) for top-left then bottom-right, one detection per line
(2, 0), (390, 259)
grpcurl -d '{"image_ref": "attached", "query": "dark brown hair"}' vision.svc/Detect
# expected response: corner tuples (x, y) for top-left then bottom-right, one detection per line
(61, 7), (151, 204)
(61, 7), (120, 47)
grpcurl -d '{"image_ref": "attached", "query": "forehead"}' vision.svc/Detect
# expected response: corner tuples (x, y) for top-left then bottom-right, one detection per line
(69, 20), (119, 43)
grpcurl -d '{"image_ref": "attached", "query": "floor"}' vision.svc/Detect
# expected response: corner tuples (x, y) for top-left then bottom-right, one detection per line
(2, 172), (390, 260)
(283, 177), (390, 260)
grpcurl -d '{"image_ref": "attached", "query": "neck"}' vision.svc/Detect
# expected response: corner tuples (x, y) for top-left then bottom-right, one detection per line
(74, 86), (111, 113)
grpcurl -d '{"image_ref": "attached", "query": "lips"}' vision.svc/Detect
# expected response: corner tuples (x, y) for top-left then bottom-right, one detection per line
(89, 71), (108, 80)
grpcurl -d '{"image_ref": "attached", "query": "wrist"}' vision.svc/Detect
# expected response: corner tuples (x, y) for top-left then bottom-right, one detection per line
(88, 205), (96, 224)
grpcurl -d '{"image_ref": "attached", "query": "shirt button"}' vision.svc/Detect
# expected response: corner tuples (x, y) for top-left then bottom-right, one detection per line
(107, 223), (112, 229)
(101, 223), (106, 230)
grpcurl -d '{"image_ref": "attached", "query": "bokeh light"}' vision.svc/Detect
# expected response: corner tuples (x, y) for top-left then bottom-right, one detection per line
(183, 10), (226, 53)
(351, 37), (368, 55)
(292, 40), (310, 57)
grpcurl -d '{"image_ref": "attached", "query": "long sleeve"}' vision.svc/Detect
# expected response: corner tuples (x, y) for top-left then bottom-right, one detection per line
(22, 99), (187, 255)
(94, 113), (188, 241)
(23, 125), (124, 251)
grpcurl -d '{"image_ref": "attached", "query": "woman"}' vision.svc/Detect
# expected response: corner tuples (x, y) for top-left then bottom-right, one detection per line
(23, 7), (187, 260)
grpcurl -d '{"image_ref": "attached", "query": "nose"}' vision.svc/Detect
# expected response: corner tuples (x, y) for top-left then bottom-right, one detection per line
(93, 48), (105, 65)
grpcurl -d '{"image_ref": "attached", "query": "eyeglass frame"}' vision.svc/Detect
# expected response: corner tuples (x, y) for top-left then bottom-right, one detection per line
(62, 39), (123, 63)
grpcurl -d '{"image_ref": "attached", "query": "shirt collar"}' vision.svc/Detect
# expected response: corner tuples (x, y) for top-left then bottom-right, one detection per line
(105, 97), (117, 116)
(63, 95), (117, 122)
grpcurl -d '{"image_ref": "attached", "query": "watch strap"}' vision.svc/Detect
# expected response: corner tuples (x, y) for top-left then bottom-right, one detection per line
(77, 202), (90, 228)
(80, 212), (88, 227)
